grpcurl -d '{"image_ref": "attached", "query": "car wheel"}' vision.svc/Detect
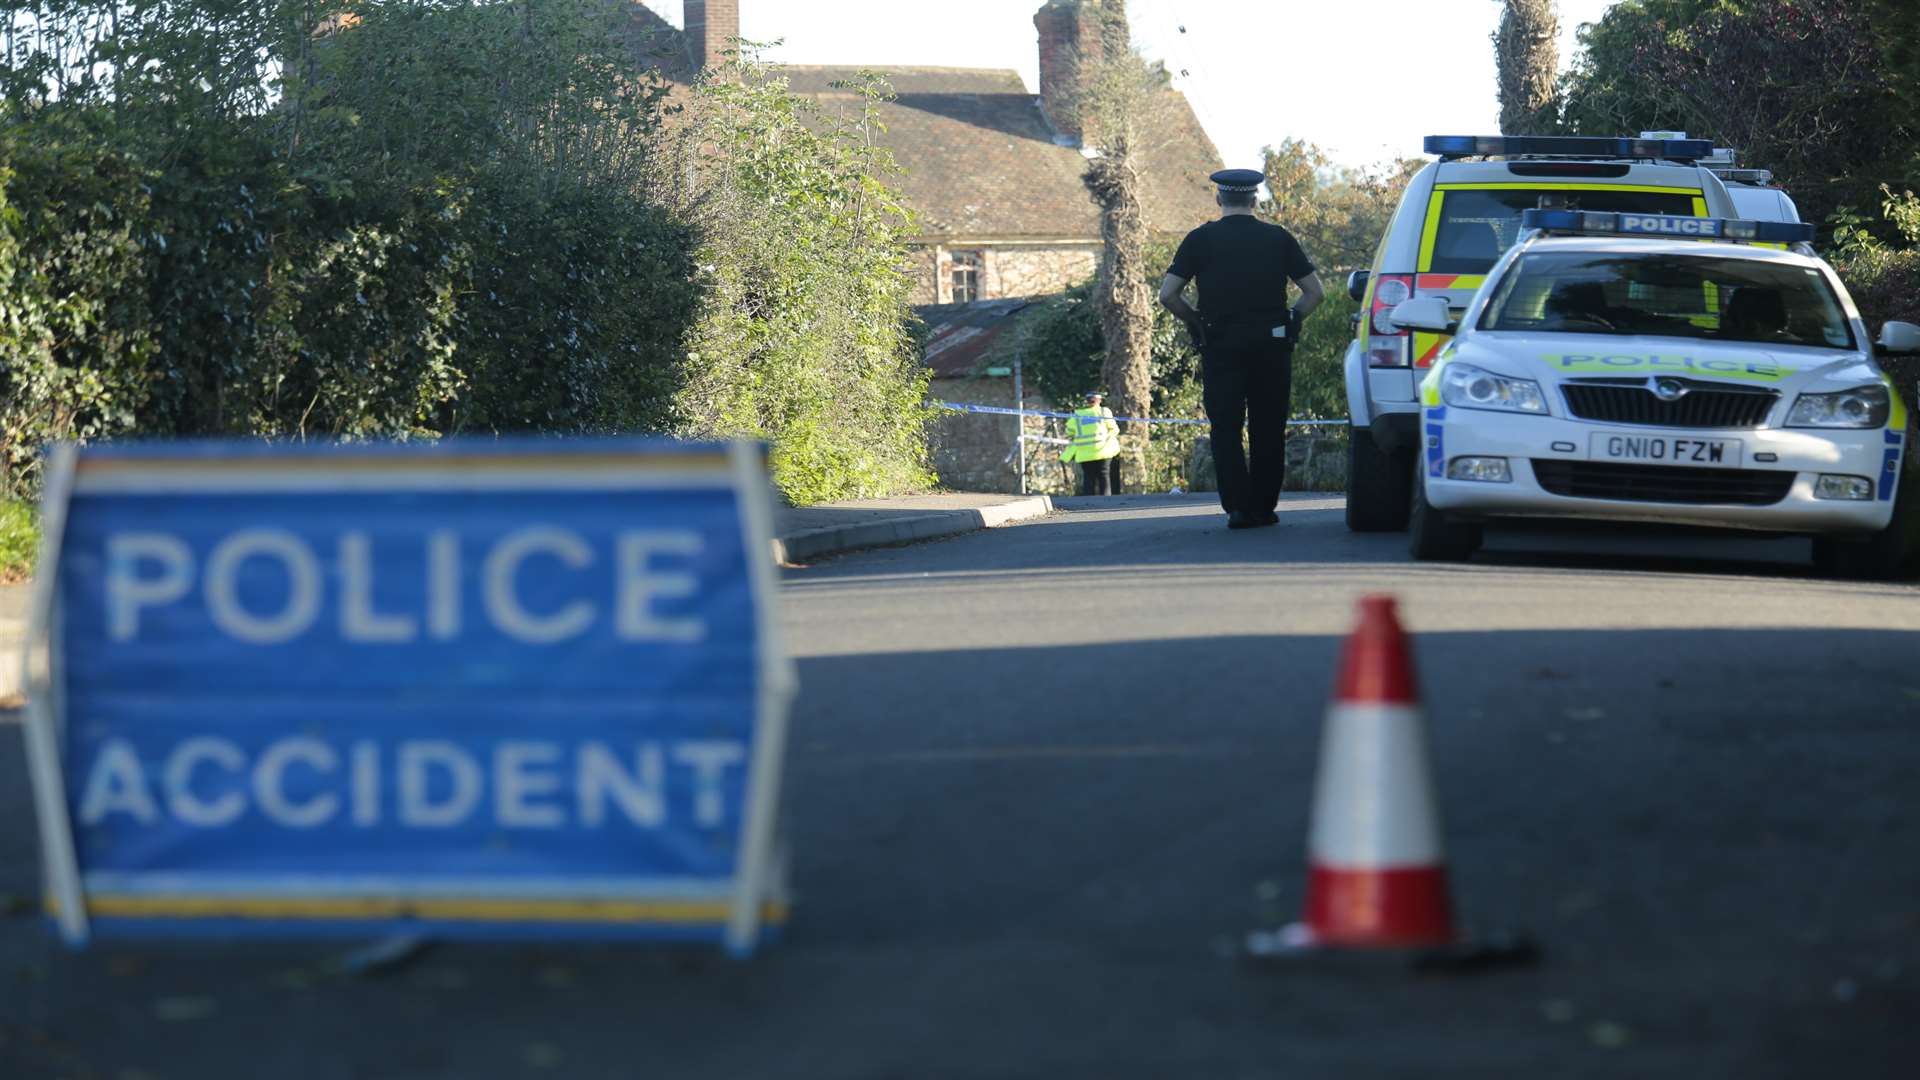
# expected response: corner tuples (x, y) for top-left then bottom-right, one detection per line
(1345, 424), (1412, 532)
(1813, 464), (1919, 580)
(1408, 456), (1482, 562)
(1812, 467), (1917, 580)
(1812, 529), (1905, 580)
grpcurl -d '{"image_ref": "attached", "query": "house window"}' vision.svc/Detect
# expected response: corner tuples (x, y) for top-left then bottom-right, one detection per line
(949, 251), (983, 304)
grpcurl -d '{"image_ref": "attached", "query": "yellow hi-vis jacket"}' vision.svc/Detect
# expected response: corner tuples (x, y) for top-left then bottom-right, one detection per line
(1062, 406), (1121, 463)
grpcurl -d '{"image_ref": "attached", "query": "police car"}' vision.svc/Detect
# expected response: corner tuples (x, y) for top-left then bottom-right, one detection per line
(1344, 135), (1751, 532)
(1392, 209), (1916, 578)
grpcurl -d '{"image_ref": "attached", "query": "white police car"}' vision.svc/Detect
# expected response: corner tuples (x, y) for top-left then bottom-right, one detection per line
(1343, 135), (1750, 533)
(1394, 209), (1916, 578)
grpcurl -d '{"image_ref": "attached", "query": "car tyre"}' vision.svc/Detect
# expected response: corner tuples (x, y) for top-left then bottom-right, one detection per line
(1408, 457), (1482, 562)
(1811, 468), (1916, 580)
(1812, 529), (1905, 580)
(1345, 424), (1412, 532)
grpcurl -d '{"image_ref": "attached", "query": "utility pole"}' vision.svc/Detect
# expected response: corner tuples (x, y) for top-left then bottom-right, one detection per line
(1013, 351), (1027, 495)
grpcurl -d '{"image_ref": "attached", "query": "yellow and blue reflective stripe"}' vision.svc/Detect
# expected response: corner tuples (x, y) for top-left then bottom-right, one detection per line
(59, 893), (789, 925)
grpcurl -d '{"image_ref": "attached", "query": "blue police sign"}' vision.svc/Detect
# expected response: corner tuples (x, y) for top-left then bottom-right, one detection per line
(20, 439), (794, 954)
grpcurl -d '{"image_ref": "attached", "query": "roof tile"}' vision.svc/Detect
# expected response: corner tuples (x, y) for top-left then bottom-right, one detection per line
(782, 64), (1222, 240)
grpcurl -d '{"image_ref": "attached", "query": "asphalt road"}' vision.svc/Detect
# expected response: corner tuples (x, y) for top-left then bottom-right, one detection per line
(5, 494), (1919, 1078)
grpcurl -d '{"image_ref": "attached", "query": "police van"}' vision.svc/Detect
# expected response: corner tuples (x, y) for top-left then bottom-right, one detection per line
(1389, 209), (1915, 578)
(1691, 139), (1805, 231)
(1343, 135), (1748, 531)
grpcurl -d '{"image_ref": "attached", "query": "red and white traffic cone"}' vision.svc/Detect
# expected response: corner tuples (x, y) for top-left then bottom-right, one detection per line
(1298, 594), (1455, 947)
(1247, 595), (1536, 971)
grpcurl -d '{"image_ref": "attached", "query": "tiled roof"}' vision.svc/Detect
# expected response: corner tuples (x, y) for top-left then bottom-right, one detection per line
(614, 1), (697, 80)
(780, 64), (1222, 241)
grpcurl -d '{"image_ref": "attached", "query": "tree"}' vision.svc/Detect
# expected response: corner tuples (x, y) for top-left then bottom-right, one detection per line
(1073, 0), (1174, 489)
(1559, 0), (1917, 229)
(656, 51), (934, 502)
(1261, 139), (1423, 274)
(0, 3), (933, 504)
(1495, 0), (1561, 135)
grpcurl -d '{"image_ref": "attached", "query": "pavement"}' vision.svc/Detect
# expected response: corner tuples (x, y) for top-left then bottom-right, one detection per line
(5, 493), (1920, 1076)
(0, 584), (24, 706)
(771, 491), (1055, 564)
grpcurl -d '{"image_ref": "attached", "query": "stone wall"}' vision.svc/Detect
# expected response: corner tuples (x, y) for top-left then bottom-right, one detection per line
(910, 243), (1100, 306)
(1185, 433), (1349, 493)
(990, 245), (1099, 298)
(907, 247), (940, 306)
(927, 377), (1076, 495)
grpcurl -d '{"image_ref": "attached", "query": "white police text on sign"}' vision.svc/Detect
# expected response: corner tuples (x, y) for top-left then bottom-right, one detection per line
(22, 440), (794, 954)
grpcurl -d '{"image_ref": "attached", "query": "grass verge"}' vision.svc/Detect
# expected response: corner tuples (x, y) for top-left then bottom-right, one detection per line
(1, 500), (38, 583)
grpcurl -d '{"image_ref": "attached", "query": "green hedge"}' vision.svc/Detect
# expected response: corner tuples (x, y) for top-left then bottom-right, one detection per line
(0, 2), (929, 507)
(0, 499), (35, 582)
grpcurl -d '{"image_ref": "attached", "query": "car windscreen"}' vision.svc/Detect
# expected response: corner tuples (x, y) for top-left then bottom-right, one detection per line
(1428, 188), (1699, 276)
(1478, 251), (1856, 350)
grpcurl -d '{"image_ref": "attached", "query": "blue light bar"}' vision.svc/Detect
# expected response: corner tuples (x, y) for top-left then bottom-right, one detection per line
(1424, 135), (1715, 161)
(1520, 209), (1816, 244)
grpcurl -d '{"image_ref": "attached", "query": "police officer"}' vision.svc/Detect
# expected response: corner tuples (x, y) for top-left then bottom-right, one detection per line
(1061, 391), (1122, 495)
(1159, 168), (1325, 529)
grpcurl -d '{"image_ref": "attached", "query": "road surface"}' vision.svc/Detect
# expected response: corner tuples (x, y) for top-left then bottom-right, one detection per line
(4, 494), (1917, 1077)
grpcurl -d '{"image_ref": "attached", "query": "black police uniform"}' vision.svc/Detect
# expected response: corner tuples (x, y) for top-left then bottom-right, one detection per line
(1167, 181), (1315, 522)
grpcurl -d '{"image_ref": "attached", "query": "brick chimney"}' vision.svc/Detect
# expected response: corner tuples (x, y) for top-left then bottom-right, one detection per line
(1036, 1), (1128, 146)
(1034, 0), (1102, 145)
(685, 0), (739, 72)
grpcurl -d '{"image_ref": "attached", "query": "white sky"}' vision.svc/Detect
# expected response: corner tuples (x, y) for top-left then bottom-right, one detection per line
(643, 1), (1621, 168)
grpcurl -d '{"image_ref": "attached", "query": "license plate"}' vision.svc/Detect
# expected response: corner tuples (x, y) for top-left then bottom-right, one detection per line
(1591, 432), (1742, 467)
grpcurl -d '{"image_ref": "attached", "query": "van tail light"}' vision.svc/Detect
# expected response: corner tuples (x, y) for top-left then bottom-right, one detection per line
(1366, 273), (1415, 367)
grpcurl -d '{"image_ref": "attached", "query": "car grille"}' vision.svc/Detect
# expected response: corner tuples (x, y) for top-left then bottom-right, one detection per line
(1560, 381), (1777, 428)
(1531, 460), (1794, 506)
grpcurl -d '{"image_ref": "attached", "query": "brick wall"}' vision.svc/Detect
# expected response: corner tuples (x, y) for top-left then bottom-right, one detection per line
(1033, 0), (1104, 144)
(683, 0), (738, 71)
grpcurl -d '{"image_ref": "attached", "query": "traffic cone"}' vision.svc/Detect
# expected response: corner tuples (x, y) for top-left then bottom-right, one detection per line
(1298, 595), (1456, 948)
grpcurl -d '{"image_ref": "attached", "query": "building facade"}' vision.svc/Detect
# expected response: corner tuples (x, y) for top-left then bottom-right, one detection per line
(642, 0), (1223, 305)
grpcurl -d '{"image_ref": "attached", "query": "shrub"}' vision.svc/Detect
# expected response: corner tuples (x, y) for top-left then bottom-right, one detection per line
(1830, 191), (1920, 402)
(0, 143), (159, 497)
(0, 499), (36, 582)
(0, 5), (930, 507)
(660, 58), (934, 503)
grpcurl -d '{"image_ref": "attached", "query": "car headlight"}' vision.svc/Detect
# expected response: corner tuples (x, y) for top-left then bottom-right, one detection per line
(1786, 384), (1890, 429)
(1439, 362), (1547, 414)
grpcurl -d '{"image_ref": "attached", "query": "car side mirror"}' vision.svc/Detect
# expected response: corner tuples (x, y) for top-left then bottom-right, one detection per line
(1388, 296), (1457, 334)
(1877, 320), (1920, 355)
(1346, 269), (1371, 303)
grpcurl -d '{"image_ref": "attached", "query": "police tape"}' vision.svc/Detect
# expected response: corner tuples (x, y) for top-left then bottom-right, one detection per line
(933, 400), (1345, 427)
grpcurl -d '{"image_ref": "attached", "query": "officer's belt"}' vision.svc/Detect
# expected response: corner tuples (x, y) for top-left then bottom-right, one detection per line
(1203, 311), (1289, 330)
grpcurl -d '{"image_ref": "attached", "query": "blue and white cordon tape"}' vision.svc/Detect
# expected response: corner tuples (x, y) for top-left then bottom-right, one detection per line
(934, 401), (1344, 427)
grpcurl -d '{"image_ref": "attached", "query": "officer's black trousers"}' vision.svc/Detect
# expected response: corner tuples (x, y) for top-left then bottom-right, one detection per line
(1078, 460), (1111, 496)
(1201, 325), (1293, 516)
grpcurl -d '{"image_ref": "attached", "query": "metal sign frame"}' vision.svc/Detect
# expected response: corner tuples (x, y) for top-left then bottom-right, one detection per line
(20, 439), (795, 956)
